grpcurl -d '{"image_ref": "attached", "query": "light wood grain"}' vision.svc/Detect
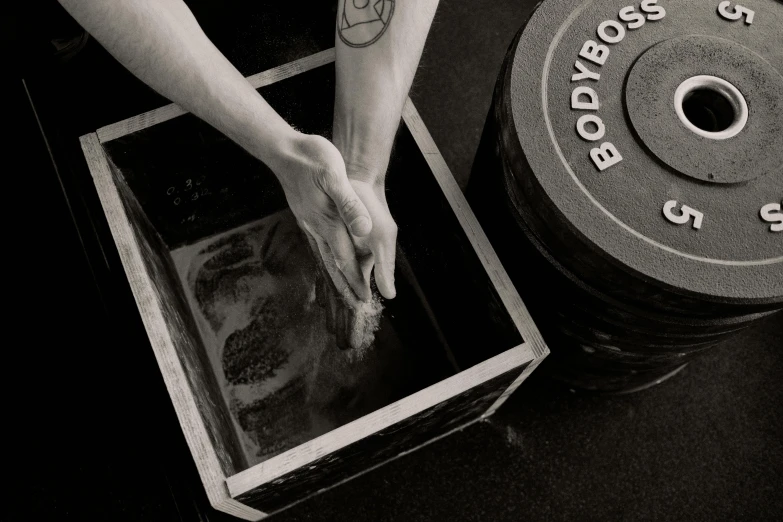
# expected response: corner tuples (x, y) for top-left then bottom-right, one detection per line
(402, 100), (549, 361)
(265, 416), (486, 517)
(86, 52), (548, 518)
(96, 49), (336, 143)
(245, 48), (335, 90)
(79, 133), (267, 521)
(483, 356), (545, 418)
(227, 341), (534, 497)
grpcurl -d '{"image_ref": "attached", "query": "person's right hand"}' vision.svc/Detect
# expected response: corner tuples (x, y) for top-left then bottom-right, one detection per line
(272, 133), (374, 301)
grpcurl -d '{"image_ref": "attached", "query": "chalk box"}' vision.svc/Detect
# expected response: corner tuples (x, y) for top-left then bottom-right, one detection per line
(79, 49), (548, 520)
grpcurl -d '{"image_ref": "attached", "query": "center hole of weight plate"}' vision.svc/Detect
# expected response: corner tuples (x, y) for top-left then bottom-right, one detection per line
(674, 75), (748, 140)
(682, 89), (735, 132)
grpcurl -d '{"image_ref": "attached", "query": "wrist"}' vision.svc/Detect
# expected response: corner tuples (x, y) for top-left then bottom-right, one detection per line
(248, 124), (302, 178)
(333, 122), (392, 185)
(343, 160), (388, 187)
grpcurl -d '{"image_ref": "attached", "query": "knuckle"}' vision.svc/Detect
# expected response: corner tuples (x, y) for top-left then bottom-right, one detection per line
(380, 219), (398, 240)
(307, 211), (328, 227)
(332, 253), (353, 272)
(318, 215), (342, 233)
(333, 258), (348, 272)
(308, 218), (337, 242)
(340, 196), (363, 217)
(315, 166), (339, 191)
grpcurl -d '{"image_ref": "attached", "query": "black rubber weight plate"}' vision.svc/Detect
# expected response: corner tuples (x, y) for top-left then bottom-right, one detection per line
(506, 0), (783, 303)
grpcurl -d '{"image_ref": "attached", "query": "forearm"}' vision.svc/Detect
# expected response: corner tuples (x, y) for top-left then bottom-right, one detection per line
(59, 0), (296, 171)
(333, 0), (439, 183)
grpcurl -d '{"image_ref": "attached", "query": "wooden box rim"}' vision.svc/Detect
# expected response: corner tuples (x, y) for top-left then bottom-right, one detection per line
(78, 48), (548, 520)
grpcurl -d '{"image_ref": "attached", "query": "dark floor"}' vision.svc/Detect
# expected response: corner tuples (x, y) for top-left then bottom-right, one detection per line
(4, 0), (782, 521)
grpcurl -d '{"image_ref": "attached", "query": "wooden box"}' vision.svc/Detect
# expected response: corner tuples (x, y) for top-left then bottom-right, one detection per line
(79, 49), (548, 520)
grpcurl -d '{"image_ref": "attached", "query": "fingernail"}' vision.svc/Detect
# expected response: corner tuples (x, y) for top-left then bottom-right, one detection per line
(350, 216), (372, 236)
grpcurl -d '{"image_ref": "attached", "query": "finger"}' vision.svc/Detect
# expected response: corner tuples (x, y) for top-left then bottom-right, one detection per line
(334, 304), (357, 351)
(357, 253), (374, 290)
(304, 231), (338, 326)
(322, 225), (372, 302)
(309, 231), (348, 296)
(320, 169), (372, 237)
(305, 228), (364, 351)
(304, 220), (370, 302)
(372, 230), (397, 300)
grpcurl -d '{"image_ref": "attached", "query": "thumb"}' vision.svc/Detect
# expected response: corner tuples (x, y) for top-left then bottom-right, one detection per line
(321, 170), (373, 237)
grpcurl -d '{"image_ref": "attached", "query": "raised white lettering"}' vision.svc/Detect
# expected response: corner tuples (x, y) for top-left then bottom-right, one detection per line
(619, 6), (645, 29)
(641, 0), (666, 20)
(663, 200), (704, 230)
(597, 20), (626, 44)
(760, 202), (783, 232)
(590, 142), (623, 171)
(579, 40), (610, 66)
(577, 115), (606, 141)
(571, 86), (600, 111)
(718, 1), (755, 24)
(572, 60), (601, 82)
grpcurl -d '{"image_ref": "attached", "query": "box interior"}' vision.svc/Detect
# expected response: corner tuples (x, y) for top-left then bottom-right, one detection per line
(100, 63), (524, 476)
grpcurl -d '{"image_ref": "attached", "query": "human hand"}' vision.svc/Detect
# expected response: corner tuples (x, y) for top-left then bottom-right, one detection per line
(272, 133), (373, 301)
(347, 174), (398, 300)
(302, 173), (396, 352)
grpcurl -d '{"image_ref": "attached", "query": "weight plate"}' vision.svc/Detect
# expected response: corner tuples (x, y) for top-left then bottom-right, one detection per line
(543, 330), (692, 372)
(552, 299), (752, 343)
(498, 135), (780, 321)
(554, 310), (729, 353)
(625, 34), (783, 184)
(504, 0), (783, 303)
(474, 104), (777, 329)
(493, 36), (781, 317)
(544, 360), (688, 393)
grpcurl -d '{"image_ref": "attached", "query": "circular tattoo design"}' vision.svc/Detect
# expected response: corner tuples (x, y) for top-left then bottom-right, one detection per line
(338, 0), (395, 48)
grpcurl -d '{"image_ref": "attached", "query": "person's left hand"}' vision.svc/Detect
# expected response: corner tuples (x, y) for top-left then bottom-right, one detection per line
(347, 177), (398, 300)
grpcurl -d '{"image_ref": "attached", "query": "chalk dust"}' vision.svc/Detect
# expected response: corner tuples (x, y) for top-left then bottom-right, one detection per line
(171, 210), (398, 466)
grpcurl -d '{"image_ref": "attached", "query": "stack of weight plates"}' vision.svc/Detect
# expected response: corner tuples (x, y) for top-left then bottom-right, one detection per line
(468, 0), (782, 392)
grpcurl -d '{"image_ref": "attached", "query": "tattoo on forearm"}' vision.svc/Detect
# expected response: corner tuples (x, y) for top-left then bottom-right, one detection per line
(338, 0), (395, 48)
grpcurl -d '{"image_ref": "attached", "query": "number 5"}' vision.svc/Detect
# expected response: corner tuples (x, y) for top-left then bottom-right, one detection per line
(718, 1), (755, 24)
(760, 203), (783, 232)
(663, 200), (704, 230)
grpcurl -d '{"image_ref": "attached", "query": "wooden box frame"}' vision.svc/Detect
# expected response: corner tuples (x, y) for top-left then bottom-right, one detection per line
(79, 49), (548, 520)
